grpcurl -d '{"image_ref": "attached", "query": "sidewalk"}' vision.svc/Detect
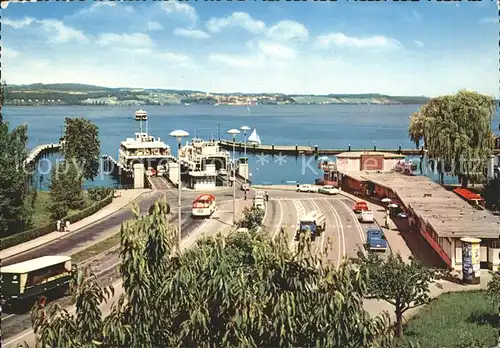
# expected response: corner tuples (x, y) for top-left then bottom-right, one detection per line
(252, 184), (297, 192)
(339, 190), (413, 262)
(339, 191), (495, 323)
(0, 189), (151, 260)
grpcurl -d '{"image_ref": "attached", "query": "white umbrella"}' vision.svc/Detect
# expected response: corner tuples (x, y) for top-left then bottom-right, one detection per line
(388, 203), (398, 208)
(381, 198), (391, 203)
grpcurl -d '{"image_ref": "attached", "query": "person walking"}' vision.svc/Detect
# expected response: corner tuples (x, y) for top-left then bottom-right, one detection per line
(265, 191), (269, 202)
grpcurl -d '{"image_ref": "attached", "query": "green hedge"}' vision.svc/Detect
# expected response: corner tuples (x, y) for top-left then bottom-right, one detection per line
(0, 193), (114, 251)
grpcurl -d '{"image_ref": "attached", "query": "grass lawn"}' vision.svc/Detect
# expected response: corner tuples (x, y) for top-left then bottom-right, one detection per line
(31, 191), (89, 227)
(398, 291), (498, 348)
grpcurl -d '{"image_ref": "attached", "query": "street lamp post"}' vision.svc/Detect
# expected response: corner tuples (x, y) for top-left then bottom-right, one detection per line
(227, 128), (241, 225)
(169, 129), (189, 250)
(240, 126), (250, 183)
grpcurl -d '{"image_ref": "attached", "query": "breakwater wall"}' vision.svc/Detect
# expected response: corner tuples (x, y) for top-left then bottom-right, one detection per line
(218, 140), (500, 156)
(24, 143), (62, 166)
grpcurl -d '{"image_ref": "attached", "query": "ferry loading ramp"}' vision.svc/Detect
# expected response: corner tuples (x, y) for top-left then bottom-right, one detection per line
(343, 172), (500, 239)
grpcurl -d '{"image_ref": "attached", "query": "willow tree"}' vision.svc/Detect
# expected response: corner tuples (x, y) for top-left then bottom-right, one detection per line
(408, 109), (428, 149)
(31, 199), (393, 348)
(408, 90), (494, 187)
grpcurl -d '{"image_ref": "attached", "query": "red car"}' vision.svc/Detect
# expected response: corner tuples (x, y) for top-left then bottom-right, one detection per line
(353, 201), (369, 213)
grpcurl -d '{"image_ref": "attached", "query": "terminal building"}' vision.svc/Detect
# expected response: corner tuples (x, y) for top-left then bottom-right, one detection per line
(329, 151), (500, 271)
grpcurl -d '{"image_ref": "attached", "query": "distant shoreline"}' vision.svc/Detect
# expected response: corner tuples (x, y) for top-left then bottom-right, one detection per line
(4, 102), (427, 107)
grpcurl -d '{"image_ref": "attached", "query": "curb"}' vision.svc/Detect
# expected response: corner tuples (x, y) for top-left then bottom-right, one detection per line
(252, 185), (297, 192)
(2, 189), (154, 262)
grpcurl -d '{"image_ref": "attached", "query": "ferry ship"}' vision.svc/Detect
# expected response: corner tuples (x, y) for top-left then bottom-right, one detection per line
(118, 110), (173, 171)
(178, 138), (231, 190)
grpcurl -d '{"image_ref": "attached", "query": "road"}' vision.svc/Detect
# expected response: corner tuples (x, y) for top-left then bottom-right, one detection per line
(261, 190), (379, 266)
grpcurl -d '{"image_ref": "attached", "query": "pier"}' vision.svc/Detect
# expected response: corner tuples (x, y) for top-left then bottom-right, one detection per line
(24, 143), (62, 166)
(101, 154), (133, 175)
(217, 140), (500, 156)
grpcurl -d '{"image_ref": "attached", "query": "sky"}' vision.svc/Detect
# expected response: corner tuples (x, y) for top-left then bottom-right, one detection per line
(1, 0), (498, 96)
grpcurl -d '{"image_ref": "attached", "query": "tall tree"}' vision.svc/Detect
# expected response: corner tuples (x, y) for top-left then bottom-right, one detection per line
(408, 90), (494, 187)
(48, 160), (85, 219)
(0, 80), (32, 235)
(356, 252), (444, 338)
(408, 109), (427, 149)
(62, 117), (100, 181)
(31, 199), (393, 348)
(486, 269), (500, 347)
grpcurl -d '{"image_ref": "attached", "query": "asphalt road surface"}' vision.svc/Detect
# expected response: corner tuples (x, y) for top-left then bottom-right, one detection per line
(261, 190), (379, 266)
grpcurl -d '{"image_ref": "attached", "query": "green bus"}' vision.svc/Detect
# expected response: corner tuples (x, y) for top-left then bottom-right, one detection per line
(1, 255), (76, 311)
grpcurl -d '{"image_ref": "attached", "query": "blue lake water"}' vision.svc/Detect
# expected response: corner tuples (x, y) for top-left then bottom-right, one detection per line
(4, 105), (499, 189)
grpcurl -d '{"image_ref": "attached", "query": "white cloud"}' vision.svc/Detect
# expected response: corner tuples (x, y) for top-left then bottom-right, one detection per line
(206, 12), (266, 34)
(2, 47), (20, 59)
(161, 1), (197, 23)
(147, 21), (163, 31)
(1, 0), (35, 9)
(78, 2), (116, 15)
(96, 33), (154, 48)
(317, 33), (402, 49)
(208, 53), (266, 68)
(256, 40), (296, 60)
(479, 17), (497, 24)
(155, 52), (192, 65)
(40, 19), (89, 43)
(266, 20), (308, 42)
(2, 17), (88, 43)
(414, 40), (424, 48)
(2, 17), (35, 29)
(174, 28), (210, 39)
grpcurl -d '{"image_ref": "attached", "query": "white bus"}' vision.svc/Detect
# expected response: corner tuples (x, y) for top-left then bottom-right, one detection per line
(192, 194), (216, 217)
(1, 255), (76, 311)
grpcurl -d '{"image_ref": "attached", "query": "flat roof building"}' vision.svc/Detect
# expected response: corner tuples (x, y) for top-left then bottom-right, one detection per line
(335, 152), (500, 271)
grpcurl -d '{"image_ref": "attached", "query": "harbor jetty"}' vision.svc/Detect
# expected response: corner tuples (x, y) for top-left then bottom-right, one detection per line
(24, 142), (62, 166)
(217, 140), (500, 156)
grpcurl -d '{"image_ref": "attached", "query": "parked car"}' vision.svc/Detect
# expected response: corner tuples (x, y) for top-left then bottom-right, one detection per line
(353, 201), (369, 213)
(297, 184), (319, 193)
(359, 210), (374, 223)
(319, 185), (340, 195)
(366, 228), (388, 252)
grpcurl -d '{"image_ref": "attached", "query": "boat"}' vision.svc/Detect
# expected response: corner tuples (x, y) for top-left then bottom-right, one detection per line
(178, 138), (231, 189)
(118, 110), (173, 172)
(248, 128), (261, 144)
(135, 109), (147, 121)
(118, 132), (173, 172)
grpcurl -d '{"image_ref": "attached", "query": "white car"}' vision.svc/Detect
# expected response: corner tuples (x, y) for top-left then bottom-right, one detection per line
(319, 185), (340, 195)
(359, 210), (374, 223)
(297, 184), (319, 193)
